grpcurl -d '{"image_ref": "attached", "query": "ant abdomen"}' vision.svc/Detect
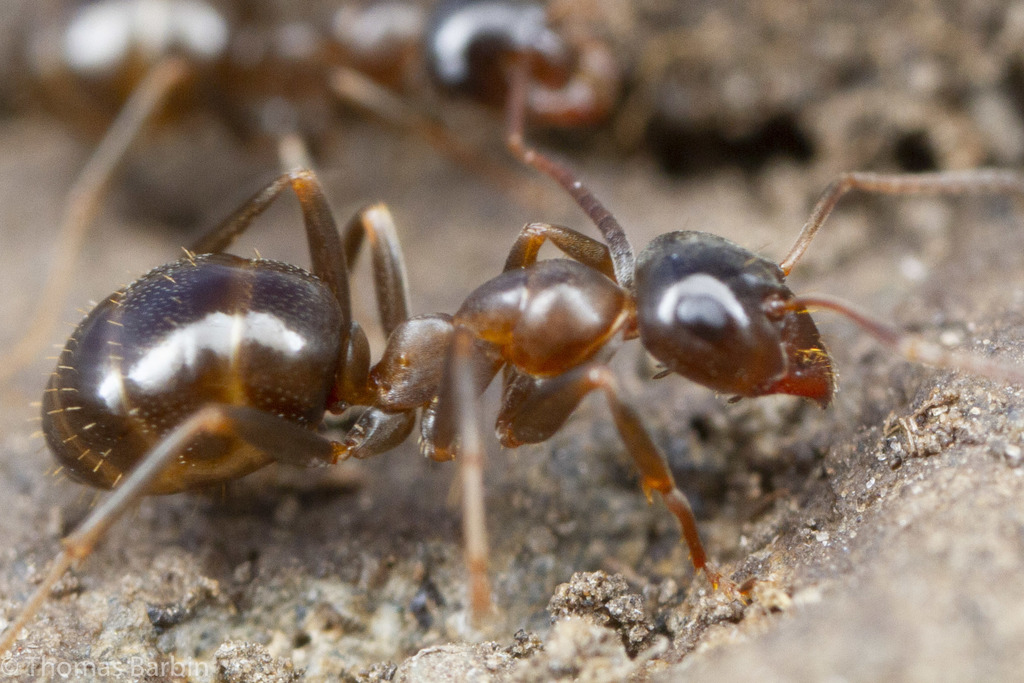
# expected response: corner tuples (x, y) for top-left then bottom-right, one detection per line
(43, 252), (345, 494)
(635, 231), (834, 405)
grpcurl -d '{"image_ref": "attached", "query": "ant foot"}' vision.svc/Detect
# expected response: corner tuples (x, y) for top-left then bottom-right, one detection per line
(701, 565), (753, 604)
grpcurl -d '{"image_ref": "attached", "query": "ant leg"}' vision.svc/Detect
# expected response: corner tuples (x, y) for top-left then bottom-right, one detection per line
(188, 171), (349, 313)
(339, 203), (411, 336)
(451, 327), (492, 620)
(0, 57), (190, 383)
(419, 327), (496, 620)
(342, 314), (503, 461)
(495, 363), (721, 587)
(337, 407), (417, 459)
(187, 170), (394, 406)
(321, 202), (413, 404)
(503, 222), (615, 279)
(778, 295), (1024, 387)
(0, 404), (346, 653)
(780, 169), (1024, 275)
(503, 55), (636, 290)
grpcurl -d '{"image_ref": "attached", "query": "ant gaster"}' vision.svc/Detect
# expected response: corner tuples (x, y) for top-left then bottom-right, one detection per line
(5, 0), (620, 381)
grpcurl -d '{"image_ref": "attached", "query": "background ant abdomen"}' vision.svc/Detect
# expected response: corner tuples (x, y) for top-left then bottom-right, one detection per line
(25, 0), (230, 135)
(426, 0), (557, 103)
(425, 0), (620, 128)
(43, 253), (344, 493)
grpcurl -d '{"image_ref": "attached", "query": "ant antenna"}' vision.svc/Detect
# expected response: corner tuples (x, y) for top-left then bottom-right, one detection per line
(780, 295), (1024, 386)
(781, 170), (1024, 276)
(502, 54), (636, 292)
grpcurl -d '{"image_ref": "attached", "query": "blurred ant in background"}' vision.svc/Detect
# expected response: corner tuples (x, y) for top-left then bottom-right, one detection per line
(3, 0), (622, 381)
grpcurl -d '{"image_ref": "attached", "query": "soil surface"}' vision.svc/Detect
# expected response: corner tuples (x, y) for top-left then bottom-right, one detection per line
(3, 1), (1024, 681)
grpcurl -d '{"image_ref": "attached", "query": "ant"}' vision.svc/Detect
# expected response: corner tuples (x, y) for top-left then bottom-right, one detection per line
(3, 0), (621, 381)
(4, 43), (1024, 654)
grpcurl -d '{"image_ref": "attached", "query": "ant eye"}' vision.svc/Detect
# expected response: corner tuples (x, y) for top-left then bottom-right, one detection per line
(641, 269), (781, 395)
(659, 274), (749, 346)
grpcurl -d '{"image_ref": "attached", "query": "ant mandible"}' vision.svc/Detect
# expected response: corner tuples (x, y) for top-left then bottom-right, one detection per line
(4, 0), (620, 381)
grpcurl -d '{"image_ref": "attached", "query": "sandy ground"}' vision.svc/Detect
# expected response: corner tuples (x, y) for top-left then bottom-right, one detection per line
(2, 1), (1024, 681)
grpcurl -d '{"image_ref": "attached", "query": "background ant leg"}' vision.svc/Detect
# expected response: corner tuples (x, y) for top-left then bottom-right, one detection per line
(780, 169), (1024, 275)
(0, 403), (347, 654)
(778, 295), (1024, 387)
(0, 57), (190, 384)
(328, 66), (549, 209)
(277, 132), (317, 174)
(503, 221), (615, 279)
(494, 362), (720, 587)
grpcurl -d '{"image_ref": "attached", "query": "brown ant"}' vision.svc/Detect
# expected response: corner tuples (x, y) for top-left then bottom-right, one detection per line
(4, 0), (621, 381)
(4, 40), (1024, 651)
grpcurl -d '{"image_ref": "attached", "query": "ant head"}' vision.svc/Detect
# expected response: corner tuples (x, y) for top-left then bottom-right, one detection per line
(634, 231), (835, 406)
